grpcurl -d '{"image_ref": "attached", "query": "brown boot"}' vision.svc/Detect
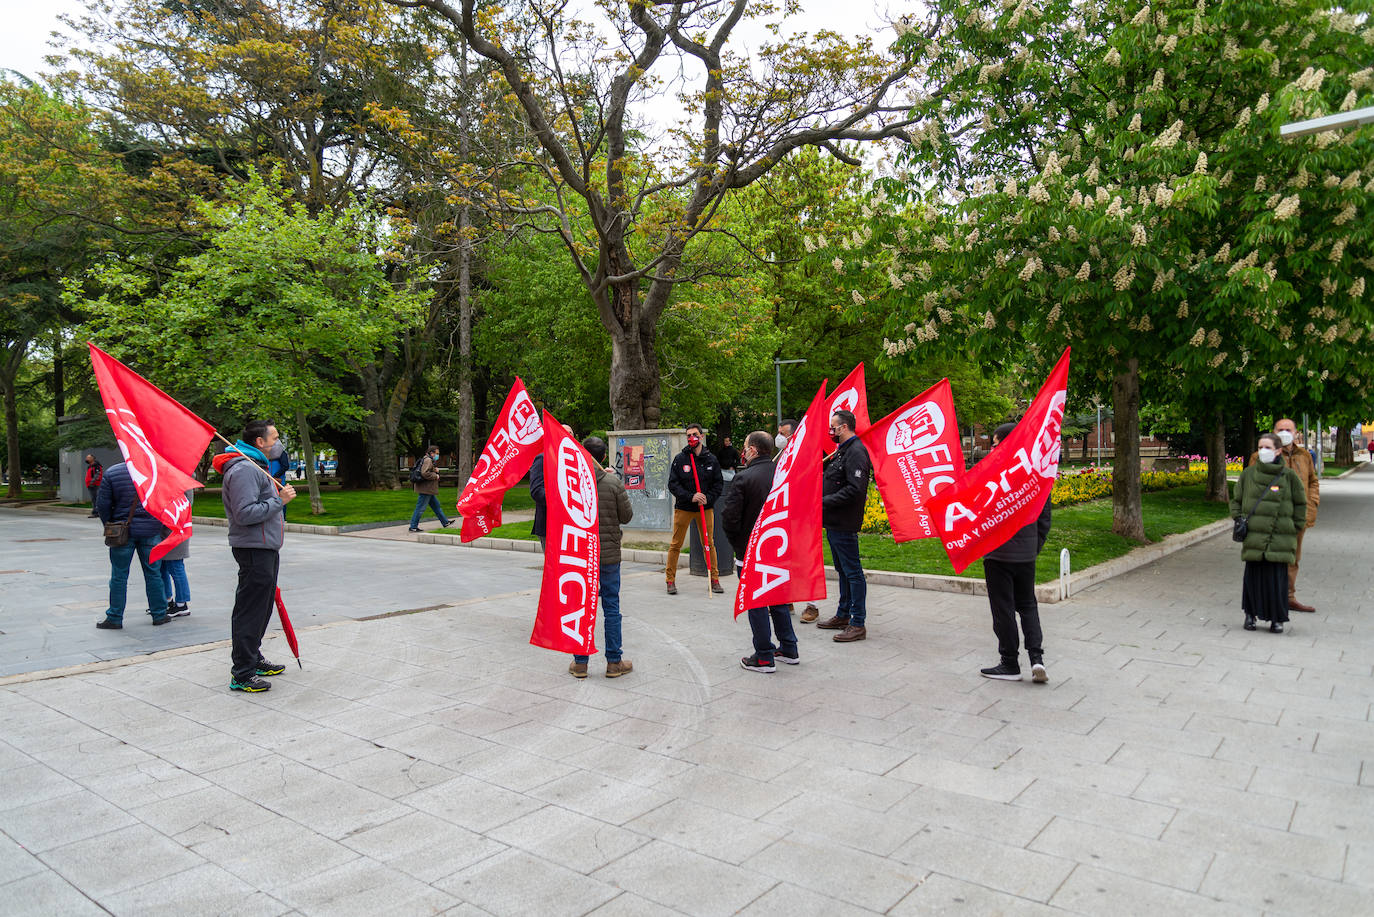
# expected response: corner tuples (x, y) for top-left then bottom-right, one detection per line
(833, 625), (867, 643)
(605, 659), (634, 678)
(568, 661), (588, 679)
(710, 579), (724, 594)
(815, 614), (850, 630)
(1288, 598), (1316, 612)
(799, 604), (819, 623)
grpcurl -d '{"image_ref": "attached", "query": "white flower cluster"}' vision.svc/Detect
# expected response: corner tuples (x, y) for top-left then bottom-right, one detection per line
(1189, 327), (1206, 346)
(1333, 203), (1357, 225)
(1154, 120), (1184, 149)
(1019, 256), (1041, 280)
(1293, 67), (1327, 92)
(832, 257), (845, 272)
(1209, 352), (1227, 369)
(1330, 239), (1346, 263)
(1273, 195), (1301, 221)
(1207, 329), (1222, 348)
(983, 310), (997, 329)
(1351, 277), (1366, 297)
(1076, 261), (1091, 281)
(852, 290), (867, 306)
(1028, 182), (1050, 204)
(1112, 263), (1135, 291)
(1128, 112), (1142, 132)
(1131, 224), (1147, 247)
(1177, 299), (1189, 318)
(1194, 152), (1207, 175)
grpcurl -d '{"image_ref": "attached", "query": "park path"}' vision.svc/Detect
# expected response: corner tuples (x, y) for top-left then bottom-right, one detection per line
(0, 465), (1371, 914)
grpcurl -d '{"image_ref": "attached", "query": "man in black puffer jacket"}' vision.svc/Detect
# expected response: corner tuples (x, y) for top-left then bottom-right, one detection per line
(816, 409), (873, 643)
(720, 432), (798, 672)
(979, 422), (1054, 684)
(95, 462), (169, 629)
(664, 423), (725, 594)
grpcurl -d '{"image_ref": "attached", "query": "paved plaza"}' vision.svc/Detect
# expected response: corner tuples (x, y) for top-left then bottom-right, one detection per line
(1, 468), (1373, 915)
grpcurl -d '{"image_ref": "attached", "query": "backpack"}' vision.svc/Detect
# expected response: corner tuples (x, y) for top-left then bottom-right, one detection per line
(409, 456), (426, 484)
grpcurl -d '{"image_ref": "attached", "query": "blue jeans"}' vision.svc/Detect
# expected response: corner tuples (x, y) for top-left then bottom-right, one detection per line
(161, 558), (190, 604)
(575, 563), (622, 664)
(106, 536), (166, 622)
(409, 493), (450, 528)
(747, 605), (797, 662)
(826, 529), (866, 627)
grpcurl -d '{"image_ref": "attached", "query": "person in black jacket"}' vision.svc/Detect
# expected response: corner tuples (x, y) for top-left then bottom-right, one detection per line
(980, 422), (1053, 683)
(94, 462), (170, 629)
(815, 409), (873, 642)
(528, 453), (547, 551)
(665, 423), (725, 594)
(720, 432), (799, 672)
(715, 436), (741, 472)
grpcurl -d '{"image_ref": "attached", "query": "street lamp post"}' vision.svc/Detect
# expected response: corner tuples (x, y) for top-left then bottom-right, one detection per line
(773, 358), (806, 428)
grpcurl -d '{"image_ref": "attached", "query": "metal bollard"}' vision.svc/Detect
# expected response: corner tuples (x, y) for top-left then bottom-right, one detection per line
(1059, 548), (1071, 600)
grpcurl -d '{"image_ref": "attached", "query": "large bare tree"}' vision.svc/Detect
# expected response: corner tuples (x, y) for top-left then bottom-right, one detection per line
(392, 0), (932, 428)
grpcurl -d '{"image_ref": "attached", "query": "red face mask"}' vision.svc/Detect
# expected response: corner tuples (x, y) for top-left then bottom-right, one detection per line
(687, 434), (701, 448)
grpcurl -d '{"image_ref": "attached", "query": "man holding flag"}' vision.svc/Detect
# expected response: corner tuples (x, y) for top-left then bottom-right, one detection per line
(664, 423), (725, 595)
(816, 409), (873, 643)
(213, 421), (297, 693)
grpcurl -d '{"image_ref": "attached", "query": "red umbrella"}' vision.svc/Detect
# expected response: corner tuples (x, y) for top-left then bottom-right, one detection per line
(273, 587), (302, 668)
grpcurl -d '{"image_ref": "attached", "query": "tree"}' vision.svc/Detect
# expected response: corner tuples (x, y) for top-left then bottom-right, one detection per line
(76, 171), (428, 513)
(826, 0), (1374, 539)
(391, 0), (930, 429)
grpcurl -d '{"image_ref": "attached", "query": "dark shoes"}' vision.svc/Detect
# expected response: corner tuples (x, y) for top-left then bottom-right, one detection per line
(833, 625), (867, 643)
(774, 647), (800, 665)
(981, 662), (1022, 681)
(740, 654), (776, 673)
(96, 618), (122, 630)
(710, 580), (724, 594)
(1270, 622), (1284, 634)
(256, 660), (286, 676)
(568, 661), (588, 679)
(441, 519), (455, 528)
(166, 601), (190, 617)
(230, 675), (272, 693)
(1244, 614), (1257, 630)
(151, 615), (170, 626)
(799, 604), (820, 623)
(407, 527), (421, 533)
(815, 615), (849, 630)
(1288, 598), (1316, 612)
(666, 582), (678, 595)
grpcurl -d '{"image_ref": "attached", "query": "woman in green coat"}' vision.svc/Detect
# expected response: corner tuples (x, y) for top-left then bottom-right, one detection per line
(1230, 432), (1308, 632)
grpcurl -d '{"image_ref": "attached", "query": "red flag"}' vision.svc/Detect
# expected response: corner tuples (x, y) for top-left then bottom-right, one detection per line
(821, 363), (871, 455)
(928, 348), (1070, 573)
(733, 382), (828, 617)
(456, 378), (543, 541)
(530, 414), (601, 653)
(861, 379), (965, 542)
(88, 343), (214, 563)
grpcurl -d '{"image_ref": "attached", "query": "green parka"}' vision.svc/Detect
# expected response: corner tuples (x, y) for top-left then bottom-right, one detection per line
(1229, 460), (1307, 563)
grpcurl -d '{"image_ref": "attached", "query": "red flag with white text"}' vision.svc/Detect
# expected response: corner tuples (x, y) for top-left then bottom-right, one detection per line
(733, 382), (828, 617)
(88, 343), (214, 562)
(530, 414), (601, 653)
(821, 363), (871, 455)
(861, 379), (965, 542)
(456, 378), (543, 541)
(928, 349), (1070, 573)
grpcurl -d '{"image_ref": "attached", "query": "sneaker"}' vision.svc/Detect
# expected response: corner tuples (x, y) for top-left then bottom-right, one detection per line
(441, 519), (454, 528)
(1031, 662), (1048, 684)
(605, 660), (633, 678)
(151, 615), (170, 626)
(96, 618), (122, 630)
(833, 625), (867, 643)
(815, 614), (850, 630)
(407, 527), (421, 533)
(166, 603), (190, 618)
(666, 582), (678, 595)
(980, 662), (1022, 681)
(230, 675), (272, 693)
(775, 647), (800, 665)
(256, 660), (286, 676)
(740, 654), (776, 673)
(799, 604), (819, 623)
(568, 661), (588, 679)
(710, 580), (724, 594)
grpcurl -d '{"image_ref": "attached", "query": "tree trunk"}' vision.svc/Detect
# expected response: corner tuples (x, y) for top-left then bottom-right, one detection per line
(359, 365), (402, 489)
(3, 377), (20, 497)
(1335, 425), (1354, 465)
(605, 277), (664, 430)
(456, 40), (475, 483)
(295, 407), (324, 515)
(1204, 407), (1228, 503)
(52, 328), (65, 427)
(1111, 356), (1146, 542)
(1240, 404), (1256, 468)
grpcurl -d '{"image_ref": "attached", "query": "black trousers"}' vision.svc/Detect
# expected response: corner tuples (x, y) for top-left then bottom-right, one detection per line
(984, 558), (1042, 665)
(231, 547), (279, 680)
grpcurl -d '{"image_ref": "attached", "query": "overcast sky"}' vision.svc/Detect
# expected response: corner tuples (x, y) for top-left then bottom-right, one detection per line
(0, 0), (86, 82)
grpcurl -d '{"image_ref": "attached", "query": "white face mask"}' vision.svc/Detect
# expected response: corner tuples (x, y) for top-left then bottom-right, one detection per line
(1257, 447), (1278, 464)
(1276, 430), (1294, 446)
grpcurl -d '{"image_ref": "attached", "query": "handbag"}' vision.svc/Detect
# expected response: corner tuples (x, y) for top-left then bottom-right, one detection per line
(1232, 469), (1281, 542)
(103, 499), (137, 547)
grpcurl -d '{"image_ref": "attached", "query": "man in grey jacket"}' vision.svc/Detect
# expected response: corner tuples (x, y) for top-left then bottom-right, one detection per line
(214, 420), (297, 692)
(979, 422), (1053, 684)
(569, 436), (635, 679)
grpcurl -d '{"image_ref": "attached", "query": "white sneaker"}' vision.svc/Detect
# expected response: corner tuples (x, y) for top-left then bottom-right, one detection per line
(1031, 662), (1048, 683)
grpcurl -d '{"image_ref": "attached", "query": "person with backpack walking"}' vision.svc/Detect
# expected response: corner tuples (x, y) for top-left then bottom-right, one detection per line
(408, 444), (454, 532)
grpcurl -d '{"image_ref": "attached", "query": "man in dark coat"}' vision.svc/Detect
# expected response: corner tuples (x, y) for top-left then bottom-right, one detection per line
(569, 437), (635, 679)
(816, 409), (873, 642)
(980, 422), (1053, 683)
(665, 423), (725, 594)
(721, 431), (798, 672)
(716, 436), (741, 471)
(528, 453), (547, 550)
(95, 462), (169, 629)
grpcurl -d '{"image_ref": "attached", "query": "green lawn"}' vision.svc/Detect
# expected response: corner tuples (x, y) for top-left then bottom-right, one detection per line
(190, 485), (536, 526)
(1320, 463), (1362, 478)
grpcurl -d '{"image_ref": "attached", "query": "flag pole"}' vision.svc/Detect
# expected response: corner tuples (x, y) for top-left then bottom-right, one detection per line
(213, 432), (286, 493)
(688, 452), (713, 597)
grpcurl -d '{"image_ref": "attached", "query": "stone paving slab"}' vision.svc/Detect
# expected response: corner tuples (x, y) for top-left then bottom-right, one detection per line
(1, 467), (1372, 914)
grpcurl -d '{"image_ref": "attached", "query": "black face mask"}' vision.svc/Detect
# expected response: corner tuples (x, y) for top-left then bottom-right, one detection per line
(830, 432), (842, 444)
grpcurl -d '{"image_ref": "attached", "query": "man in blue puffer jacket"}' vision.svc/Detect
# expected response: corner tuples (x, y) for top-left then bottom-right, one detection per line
(95, 462), (170, 629)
